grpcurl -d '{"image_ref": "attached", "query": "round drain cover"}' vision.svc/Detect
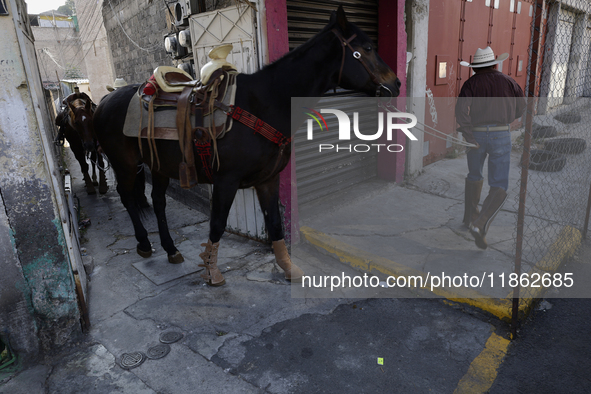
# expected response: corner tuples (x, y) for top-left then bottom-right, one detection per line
(118, 352), (146, 370)
(160, 331), (183, 344)
(146, 344), (171, 359)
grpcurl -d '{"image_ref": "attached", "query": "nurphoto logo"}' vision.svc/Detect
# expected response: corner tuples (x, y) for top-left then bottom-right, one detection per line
(304, 108), (418, 153)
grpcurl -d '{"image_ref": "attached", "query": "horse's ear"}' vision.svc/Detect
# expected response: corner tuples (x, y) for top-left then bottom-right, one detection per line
(335, 5), (348, 32)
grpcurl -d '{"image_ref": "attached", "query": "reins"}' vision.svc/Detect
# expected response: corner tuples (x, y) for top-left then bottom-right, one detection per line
(330, 29), (474, 148)
(377, 101), (477, 148)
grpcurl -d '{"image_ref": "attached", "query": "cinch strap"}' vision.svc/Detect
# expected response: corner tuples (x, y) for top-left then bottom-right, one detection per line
(195, 141), (214, 183)
(227, 106), (291, 146)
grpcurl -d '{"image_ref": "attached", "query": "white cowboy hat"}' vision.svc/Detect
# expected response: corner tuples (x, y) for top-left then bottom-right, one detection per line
(106, 77), (128, 92)
(460, 47), (509, 68)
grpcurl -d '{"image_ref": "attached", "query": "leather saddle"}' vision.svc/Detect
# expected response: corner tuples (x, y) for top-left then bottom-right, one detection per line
(137, 66), (237, 188)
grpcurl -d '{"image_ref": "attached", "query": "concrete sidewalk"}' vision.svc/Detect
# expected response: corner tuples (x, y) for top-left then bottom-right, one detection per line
(298, 148), (582, 321)
(0, 148), (514, 394)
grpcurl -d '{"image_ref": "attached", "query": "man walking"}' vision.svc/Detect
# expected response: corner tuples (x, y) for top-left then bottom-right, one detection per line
(455, 46), (526, 249)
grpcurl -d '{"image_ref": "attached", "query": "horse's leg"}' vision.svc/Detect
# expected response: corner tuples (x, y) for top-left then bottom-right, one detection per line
(200, 180), (240, 286)
(115, 170), (152, 257)
(133, 164), (150, 208)
(97, 152), (109, 194)
(254, 177), (304, 282)
(151, 172), (183, 264)
(68, 135), (96, 195)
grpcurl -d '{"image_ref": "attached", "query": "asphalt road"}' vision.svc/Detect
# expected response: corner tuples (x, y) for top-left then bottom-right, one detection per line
(490, 241), (591, 394)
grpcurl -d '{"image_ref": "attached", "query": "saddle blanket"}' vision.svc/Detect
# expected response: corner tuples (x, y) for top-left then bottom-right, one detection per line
(122, 70), (238, 141)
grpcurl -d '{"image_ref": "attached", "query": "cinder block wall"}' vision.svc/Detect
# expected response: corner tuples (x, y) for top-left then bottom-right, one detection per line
(101, 0), (173, 84)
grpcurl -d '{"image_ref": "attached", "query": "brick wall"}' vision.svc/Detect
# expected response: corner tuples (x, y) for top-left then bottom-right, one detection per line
(101, 0), (172, 84)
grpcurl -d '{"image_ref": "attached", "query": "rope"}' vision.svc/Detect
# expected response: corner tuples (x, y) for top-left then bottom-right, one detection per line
(378, 101), (478, 148)
(87, 152), (111, 172)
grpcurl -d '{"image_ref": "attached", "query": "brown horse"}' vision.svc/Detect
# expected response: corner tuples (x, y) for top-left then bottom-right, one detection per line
(56, 92), (108, 195)
(93, 7), (400, 286)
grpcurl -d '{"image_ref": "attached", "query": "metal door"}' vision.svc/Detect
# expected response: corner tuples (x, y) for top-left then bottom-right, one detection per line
(189, 4), (267, 240)
(287, 0), (380, 205)
(548, 8), (574, 108)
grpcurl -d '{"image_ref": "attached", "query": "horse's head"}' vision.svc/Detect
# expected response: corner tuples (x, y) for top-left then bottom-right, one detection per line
(328, 6), (401, 97)
(66, 93), (96, 152)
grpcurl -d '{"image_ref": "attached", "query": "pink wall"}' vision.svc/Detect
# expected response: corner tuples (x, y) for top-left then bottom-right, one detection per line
(377, 0), (407, 183)
(265, 0), (298, 243)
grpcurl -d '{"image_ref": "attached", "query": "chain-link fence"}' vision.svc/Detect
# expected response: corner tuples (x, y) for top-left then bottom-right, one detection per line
(512, 0), (591, 327)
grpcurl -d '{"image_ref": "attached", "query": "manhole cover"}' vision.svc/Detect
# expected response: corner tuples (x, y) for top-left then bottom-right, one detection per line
(118, 352), (146, 370)
(146, 344), (171, 359)
(160, 331), (183, 344)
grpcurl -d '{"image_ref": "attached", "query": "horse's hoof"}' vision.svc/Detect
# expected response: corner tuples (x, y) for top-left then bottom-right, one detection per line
(93, 181), (99, 186)
(286, 275), (303, 283)
(99, 186), (109, 194)
(168, 251), (184, 264)
(137, 245), (152, 258)
(87, 189), (96, 195)
(206, 279), (226, 287)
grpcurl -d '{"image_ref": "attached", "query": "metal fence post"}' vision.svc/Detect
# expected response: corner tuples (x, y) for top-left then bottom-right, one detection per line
(512, 0), (546, 338)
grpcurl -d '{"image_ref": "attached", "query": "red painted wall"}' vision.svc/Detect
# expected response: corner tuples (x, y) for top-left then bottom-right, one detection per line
(265, 0), (297, 243)
(425, 0), (534, 165)
(377, 0), (407, 183)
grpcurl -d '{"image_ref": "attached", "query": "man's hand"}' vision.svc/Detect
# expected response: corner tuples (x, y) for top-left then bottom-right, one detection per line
(460, 130), (479, 151)
(466, 142), (480, 152)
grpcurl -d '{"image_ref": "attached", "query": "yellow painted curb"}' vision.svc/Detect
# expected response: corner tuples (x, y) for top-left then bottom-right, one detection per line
(300, 226), (513, 320)
(453, 333), (510, 394)
(300, 224), (581, 322)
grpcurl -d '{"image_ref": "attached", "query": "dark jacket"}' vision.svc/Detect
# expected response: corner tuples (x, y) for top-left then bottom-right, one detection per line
(455, 68), (526, 141)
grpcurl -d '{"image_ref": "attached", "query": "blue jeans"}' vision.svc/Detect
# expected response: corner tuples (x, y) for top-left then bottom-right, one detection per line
(466, 130), (511, 190)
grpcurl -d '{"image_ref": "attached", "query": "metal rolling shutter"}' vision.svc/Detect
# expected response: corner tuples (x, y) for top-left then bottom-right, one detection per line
(287, 0), (379, 205)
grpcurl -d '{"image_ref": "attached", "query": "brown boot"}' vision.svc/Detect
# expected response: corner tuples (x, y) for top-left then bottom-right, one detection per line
(469, 187), (507, 250)
(463, 179), (483, 227)
(199, 240), (225, 286)
(272, 240), (304, 282)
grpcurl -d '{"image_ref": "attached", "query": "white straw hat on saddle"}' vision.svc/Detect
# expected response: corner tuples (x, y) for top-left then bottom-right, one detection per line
(460, 46), (509, 68)
(106, 77), (128, 92)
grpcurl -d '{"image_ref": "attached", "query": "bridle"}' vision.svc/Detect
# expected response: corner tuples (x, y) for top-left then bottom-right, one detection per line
(331, 28), (394, 97)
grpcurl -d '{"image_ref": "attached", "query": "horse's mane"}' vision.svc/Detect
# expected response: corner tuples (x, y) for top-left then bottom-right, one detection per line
(257, 19), (338, 73)
(69, 98), (87, 109)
